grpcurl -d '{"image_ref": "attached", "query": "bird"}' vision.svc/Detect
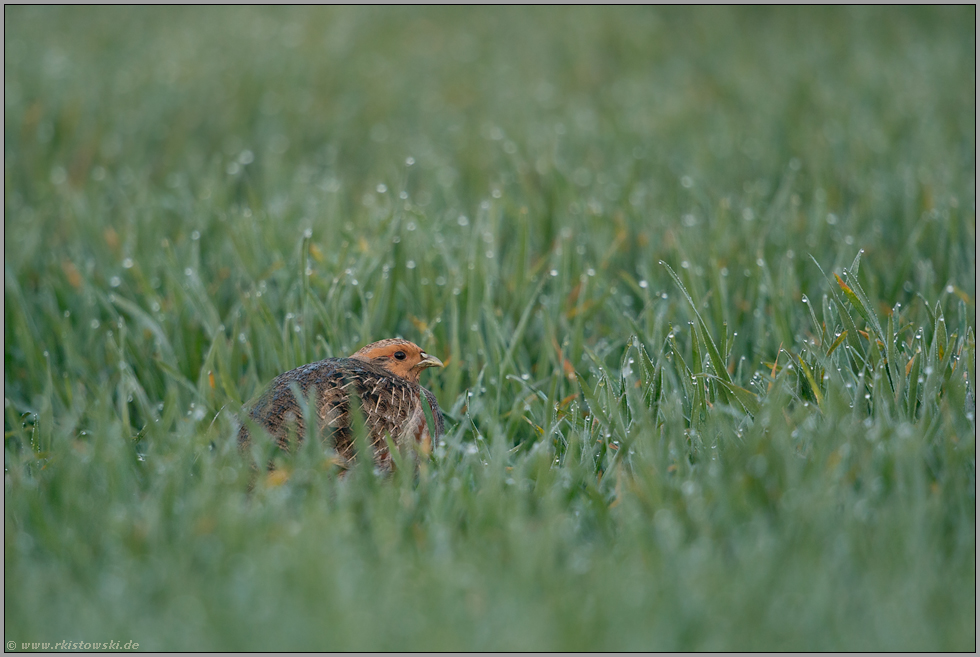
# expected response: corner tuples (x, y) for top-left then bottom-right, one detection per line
(238, 338), (445, 473)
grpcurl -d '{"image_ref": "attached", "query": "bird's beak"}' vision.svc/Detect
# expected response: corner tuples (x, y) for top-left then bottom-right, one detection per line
(413, 353), (444, 371)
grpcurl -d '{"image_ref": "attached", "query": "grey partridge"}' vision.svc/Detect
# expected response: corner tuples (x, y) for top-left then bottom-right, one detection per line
(238, 338), (444, 472)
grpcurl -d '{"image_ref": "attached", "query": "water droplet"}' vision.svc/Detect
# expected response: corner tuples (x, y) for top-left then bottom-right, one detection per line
(110, 276), (121, 288)
(122, 258), (134, 269)
(405, 156), (415, 166)
(90, 319), (100, 329)
(550, 269), (558, 277)
(406, 260), (416, 269)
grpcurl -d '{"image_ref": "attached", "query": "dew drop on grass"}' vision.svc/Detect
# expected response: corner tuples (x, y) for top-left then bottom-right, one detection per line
(110, 276), (121, 287)
(90, 319), (100, 329)
(122, 258), (134, 269)
(550, 269), (558, 277)
(639, 280), (648, 288)
(376, 183), (387, 194)
(406, 260), (416, 269)
(191, 230), (200, 241)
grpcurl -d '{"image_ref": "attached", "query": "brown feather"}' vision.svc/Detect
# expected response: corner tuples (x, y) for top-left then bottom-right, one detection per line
(238, 346), (444, 473)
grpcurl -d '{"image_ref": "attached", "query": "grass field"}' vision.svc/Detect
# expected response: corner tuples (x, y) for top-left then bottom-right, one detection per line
(4, 6), (976, 651)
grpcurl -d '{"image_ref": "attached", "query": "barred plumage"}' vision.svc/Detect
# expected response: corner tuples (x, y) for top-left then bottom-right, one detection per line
(238, 339), (444, 472)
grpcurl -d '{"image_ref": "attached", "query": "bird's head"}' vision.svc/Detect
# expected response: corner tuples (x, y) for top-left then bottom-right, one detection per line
(351, 338), (444, 383)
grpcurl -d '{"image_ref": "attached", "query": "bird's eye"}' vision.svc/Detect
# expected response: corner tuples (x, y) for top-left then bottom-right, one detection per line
(394, 351), (407, 360)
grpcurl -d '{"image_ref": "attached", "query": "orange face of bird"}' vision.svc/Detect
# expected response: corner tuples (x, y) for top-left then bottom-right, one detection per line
(351, 339), (444, 383)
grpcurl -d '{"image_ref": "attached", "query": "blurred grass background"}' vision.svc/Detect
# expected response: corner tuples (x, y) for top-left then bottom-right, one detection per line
(4, 6), (976, 650)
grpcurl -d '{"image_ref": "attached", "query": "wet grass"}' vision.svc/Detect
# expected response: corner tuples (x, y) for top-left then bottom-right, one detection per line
(4, 6), (976, 651)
